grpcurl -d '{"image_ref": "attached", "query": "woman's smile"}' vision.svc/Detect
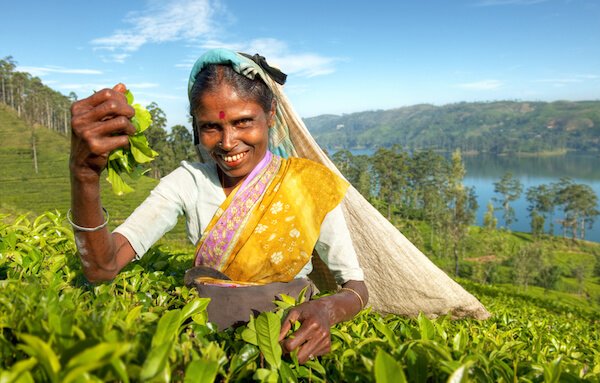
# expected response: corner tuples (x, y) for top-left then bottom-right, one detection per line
(219, 150), (249, 166)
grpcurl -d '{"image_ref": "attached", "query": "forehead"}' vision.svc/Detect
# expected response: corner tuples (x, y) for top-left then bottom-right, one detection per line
(194, 85), (264, 118)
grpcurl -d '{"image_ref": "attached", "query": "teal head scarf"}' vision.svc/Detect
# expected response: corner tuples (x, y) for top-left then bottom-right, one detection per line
(188, 48), (294, 158)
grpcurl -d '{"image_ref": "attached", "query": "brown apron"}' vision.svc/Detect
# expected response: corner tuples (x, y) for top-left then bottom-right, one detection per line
(184, 266), (318, 329)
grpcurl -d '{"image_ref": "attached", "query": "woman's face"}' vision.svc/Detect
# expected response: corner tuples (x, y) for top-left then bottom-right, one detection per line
(194, 83), (273, 188)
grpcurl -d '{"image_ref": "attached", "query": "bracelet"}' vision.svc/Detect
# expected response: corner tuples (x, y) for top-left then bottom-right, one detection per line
(339, 287), (365, 310)
(67, 207), (110, 232)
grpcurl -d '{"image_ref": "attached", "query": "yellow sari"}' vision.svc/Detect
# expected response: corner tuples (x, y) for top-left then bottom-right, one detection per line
(193, 154), (348, 285)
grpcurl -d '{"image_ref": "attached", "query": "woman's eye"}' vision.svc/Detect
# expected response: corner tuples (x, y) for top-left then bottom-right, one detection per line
(200, 123), (219, 131)
(235, 118), (253, 127)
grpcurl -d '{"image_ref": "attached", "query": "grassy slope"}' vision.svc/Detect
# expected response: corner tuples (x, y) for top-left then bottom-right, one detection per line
(0, 104), (191, 249)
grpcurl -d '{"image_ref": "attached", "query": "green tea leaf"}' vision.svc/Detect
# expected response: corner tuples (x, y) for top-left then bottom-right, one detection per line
(106, 166), (134, 196)
(242, 316), (258, 346)
(106, 88), (157, 195)
(17, 334), (61, 383)
(184, 359), (219, 383)
(255, 312), (282, 369)
(374, 349), (406, 383)
(151, 309), (182, 347)
(140, 342), (172, 381)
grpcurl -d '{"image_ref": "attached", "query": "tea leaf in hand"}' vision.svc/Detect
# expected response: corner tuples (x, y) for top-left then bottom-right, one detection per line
(106, 88), (158, 195)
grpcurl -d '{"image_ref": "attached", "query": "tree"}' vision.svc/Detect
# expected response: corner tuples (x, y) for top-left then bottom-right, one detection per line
(483, 202), (497, 230)
(372, 146), (409, 220)
(512, 244), (543, 289)
(169, 124), (196, 163)
(145, 102), (173, 178)
(409, 150), (449, 242)
(493, 172), (523, 229)
(444, 149), (478, 276)
(554, 178), (599, 240)
(526, 184), (557, 236)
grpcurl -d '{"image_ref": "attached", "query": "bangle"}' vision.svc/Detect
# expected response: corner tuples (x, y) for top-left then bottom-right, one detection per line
(339, 287), (364, 310)
(67, 207), (110, 232)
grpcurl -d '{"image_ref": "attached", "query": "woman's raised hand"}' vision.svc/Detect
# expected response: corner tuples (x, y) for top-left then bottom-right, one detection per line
(69, 83), (136, 180)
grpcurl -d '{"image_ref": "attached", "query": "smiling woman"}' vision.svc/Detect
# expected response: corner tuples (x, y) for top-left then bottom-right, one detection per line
(69, 48), (368, 364)
(69, 48), (489, 366)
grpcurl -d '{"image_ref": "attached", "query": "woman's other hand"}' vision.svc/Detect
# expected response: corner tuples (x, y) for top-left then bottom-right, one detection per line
(69, 83), (135, 181)
(278, 280), (367, 364)
(279, 300), (332, 364)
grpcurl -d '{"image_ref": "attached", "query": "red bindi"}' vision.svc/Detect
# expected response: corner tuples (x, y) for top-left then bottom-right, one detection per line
(218, 111), (225, 119)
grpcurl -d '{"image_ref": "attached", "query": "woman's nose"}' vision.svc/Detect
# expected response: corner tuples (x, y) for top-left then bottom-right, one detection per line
(220, 126), (237, 150)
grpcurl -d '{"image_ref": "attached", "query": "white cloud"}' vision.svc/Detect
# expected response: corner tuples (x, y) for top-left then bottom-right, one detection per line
(16, 66), (103, 76)
(457, 79), (503, 90)
(196, 38), (338, 78)
(535, 74), (600, 86)
(92, 0), (220, 61)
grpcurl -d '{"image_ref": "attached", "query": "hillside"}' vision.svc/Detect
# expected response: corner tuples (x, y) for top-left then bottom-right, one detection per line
(0, 104), (189, 244)
(304, 100), (600, 154)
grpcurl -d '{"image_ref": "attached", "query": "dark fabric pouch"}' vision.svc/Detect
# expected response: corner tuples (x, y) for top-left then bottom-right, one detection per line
(184, 266), (317, 330)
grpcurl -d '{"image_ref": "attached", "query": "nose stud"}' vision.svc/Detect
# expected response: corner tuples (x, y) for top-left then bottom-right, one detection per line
(217, 142), (222, 147)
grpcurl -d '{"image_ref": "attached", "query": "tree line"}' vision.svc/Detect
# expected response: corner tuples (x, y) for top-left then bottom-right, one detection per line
(0, 56), (73, 135)
(307, 100), (600, 154)
(331, 148), (600, 276)
(491, 173), (600, 240)
(0, 56), (196, 180)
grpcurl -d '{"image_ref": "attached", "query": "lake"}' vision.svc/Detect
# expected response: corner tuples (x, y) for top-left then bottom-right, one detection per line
(462, 153), (600, 243)
(340, 149), (600, 243)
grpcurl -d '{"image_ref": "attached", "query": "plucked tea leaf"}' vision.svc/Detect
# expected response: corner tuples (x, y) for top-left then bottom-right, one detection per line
(106, 88), (157, 195)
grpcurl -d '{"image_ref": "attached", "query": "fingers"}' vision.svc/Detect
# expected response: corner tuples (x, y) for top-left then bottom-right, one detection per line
(280, 310), (301, 341)
(280, 305), (331, 364)
(71, 88), (134, 120)
(113, 83), (127, 93)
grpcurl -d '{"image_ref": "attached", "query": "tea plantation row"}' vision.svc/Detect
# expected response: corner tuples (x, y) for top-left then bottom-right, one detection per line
(1, 212), (599, 382)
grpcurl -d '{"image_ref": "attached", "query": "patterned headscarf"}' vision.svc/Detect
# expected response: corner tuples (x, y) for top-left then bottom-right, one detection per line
(188, 48), (295, 159)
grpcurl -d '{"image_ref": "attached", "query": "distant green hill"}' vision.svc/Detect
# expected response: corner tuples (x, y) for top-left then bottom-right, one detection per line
(304, 100), (600, 154)
(0, 104), (188, 243)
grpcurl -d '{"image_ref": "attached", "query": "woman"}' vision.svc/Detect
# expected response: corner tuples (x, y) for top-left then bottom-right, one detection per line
(69, 48), (368, 363)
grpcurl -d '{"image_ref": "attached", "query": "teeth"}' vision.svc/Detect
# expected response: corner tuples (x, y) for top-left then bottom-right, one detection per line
(223, 152), (246, 163)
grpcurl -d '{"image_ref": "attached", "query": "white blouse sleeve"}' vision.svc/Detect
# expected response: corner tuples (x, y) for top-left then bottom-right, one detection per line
(314, 204), (365, 284)
(113, 165), (197, 259)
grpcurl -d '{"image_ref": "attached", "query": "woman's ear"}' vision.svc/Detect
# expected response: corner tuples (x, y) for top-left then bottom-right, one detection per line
(268, 99), (277, 128)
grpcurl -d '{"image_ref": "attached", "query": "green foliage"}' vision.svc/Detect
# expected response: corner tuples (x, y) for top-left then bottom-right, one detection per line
(493, 172), (523, 229)
(305, 100), (600, 154)
(106, 89), (158, 195)
(0, 104), (191, 244)
(1, 212), (600, 382)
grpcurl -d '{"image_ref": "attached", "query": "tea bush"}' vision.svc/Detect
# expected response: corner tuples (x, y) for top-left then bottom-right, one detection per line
(1, 212), (599, 382)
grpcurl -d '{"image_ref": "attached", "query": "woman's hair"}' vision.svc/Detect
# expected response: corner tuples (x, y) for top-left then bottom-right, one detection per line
(190, 64), (274, 115)
(189, 64), (274, 145)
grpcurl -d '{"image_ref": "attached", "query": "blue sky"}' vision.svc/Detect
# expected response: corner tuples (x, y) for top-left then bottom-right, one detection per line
(2, 0), (599, 128)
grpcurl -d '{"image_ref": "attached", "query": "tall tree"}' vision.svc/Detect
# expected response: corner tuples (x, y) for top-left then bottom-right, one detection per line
(144, 102), (174, 178)
(554, 178), (599, 240)
(483, 202), (497, 230)
(526, 184), (556, 237)
(444, 149), (478, 275)
(409, 150), (449, 242)
(169, 124), (196, 163)
(493, 172), (523, 229)
(372, 146), (409, 220)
